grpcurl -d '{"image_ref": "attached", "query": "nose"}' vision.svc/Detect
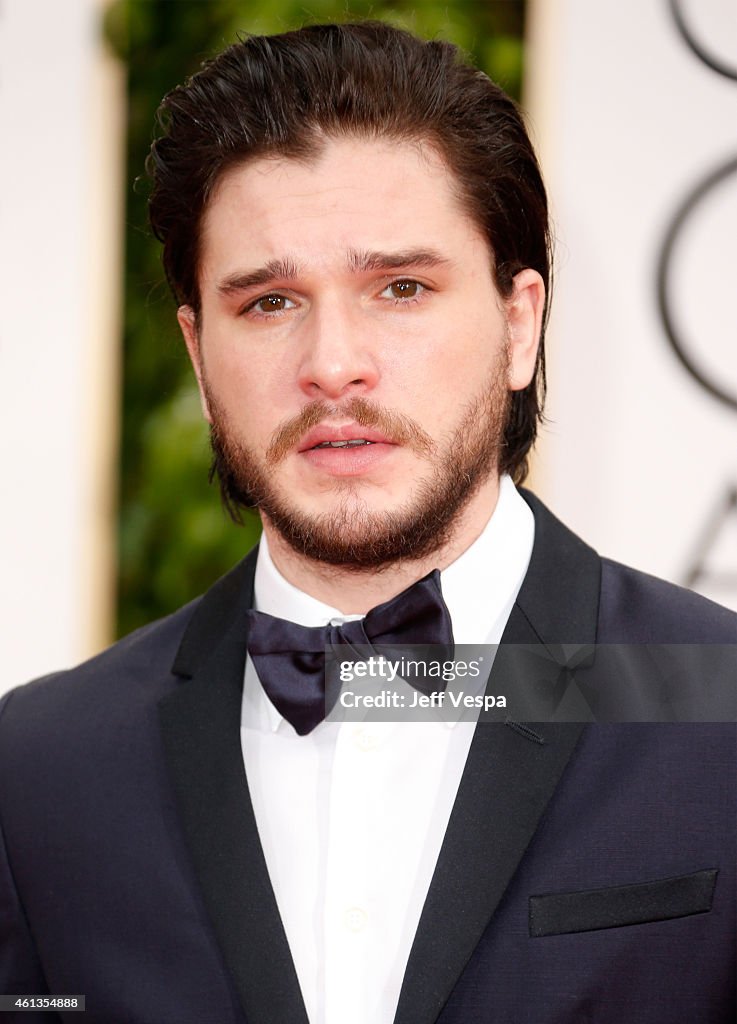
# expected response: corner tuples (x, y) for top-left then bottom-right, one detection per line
(296, 299), (380, 400)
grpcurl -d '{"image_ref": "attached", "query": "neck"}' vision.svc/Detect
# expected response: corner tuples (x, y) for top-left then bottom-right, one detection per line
(260, 476), (502, 614)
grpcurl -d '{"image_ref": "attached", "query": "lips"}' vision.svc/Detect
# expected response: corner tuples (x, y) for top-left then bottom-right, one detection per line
(298, 422), (394, 452)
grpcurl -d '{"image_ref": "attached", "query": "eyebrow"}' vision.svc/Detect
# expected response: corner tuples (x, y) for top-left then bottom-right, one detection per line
(347, 247), (451, 273)
(217, 257), (301, 295)
(216, 248), (451, 295)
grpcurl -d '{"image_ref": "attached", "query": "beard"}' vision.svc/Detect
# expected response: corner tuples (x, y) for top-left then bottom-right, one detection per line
(206, 352), (511, 570)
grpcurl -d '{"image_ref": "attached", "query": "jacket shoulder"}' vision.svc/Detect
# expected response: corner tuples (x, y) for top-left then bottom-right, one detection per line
(599, 558), (737, 643)
(0, 597), (202, 747)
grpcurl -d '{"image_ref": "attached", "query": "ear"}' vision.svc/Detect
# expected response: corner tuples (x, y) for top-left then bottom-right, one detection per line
(177, 305), (212, 422)
(505, 269), (546, 391)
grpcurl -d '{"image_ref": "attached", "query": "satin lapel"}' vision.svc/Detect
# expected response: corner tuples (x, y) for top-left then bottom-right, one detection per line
(159, 548), (310, 1024)
(394, 491), (601, 1024)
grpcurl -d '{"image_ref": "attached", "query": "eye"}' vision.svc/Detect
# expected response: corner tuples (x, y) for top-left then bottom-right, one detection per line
(244, 293), (297, 315)
(380, 279), (426, 302)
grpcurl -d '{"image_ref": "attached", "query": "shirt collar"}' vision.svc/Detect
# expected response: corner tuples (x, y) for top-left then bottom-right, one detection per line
(440, 474), (534, 645)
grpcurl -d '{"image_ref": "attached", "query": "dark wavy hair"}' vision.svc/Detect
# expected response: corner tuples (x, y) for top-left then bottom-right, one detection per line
(147, 21), (551, 483)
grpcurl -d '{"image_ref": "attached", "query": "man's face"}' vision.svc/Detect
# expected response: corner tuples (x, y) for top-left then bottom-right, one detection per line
(179, 137), (542, 567)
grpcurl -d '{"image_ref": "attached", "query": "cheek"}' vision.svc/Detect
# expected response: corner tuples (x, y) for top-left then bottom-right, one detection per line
(203, 336), (293, 418)
(407, 315), (500, 392)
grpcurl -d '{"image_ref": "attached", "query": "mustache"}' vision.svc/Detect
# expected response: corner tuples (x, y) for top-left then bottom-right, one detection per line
(265, 396), (436, 464)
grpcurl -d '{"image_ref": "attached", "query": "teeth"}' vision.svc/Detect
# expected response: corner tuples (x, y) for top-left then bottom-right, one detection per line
(314, 439), (375, 449)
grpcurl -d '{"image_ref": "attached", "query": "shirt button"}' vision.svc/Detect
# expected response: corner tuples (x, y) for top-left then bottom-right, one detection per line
(352, 726), (379, 752)
(344, 907), (368, 932)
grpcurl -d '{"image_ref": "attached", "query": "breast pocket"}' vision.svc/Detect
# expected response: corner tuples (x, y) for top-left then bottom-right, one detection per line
(529, 868), (718, 937)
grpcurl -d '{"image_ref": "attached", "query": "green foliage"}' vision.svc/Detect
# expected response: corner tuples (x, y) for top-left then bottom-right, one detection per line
(104, 0), (524, 638)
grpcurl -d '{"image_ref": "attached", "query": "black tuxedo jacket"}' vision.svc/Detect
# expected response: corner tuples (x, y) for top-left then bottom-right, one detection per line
(1, 493), (735, 1023)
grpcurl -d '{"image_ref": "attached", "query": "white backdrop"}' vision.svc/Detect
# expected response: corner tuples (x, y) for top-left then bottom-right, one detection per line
(527, 0), (737, 610)
(0, 0), (123, 694)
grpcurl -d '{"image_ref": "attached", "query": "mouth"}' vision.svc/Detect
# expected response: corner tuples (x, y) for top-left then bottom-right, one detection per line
(298, 422), (394, 453)
(297, 422), (397, 477)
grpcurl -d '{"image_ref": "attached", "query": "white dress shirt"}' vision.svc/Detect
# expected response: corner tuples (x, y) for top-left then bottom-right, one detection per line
(240, 476), (534, 1024)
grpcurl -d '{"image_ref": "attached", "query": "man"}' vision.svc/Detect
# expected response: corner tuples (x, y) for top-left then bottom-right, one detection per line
(0, 21), (734, 1024)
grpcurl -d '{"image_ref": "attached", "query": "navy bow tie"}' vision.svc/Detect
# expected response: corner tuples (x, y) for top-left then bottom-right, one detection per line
(246, 570), (454, 735)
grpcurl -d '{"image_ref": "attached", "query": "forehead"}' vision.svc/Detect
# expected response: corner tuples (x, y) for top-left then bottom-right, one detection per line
(198, 136), (492, 282)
